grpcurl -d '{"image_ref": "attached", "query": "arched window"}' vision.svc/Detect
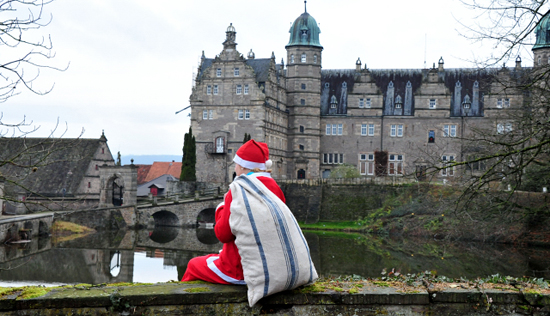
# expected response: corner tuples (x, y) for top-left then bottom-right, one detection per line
(290, 54), (295, 64)
(314, 55), (317, 64)
(216, 137), (225, 153)
(301, 53), (306, 63)
(297, 169), (306, 179)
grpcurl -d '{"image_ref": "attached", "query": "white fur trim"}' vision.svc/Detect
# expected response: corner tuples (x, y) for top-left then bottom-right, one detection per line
(265, 159), (272, 169)
(206, 256), (246, 285)
(215, 202), (225, 212)
(233, 154), (266, 170)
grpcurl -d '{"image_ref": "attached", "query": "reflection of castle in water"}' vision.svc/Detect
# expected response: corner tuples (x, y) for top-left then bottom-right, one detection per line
(2, 227), (550, 285)
(0, 228), (222, 285)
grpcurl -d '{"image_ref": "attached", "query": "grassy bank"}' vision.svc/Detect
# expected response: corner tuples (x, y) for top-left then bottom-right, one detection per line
(299, 184), (550, 246)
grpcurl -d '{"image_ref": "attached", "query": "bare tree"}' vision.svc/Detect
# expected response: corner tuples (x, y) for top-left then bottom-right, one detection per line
(1, 0), (64, 103)
(433, 1), (550, 215)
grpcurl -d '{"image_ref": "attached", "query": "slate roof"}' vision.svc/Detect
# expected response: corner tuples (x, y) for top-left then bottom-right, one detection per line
(197, 58), (281, 83)
(0, 137), (109, 197)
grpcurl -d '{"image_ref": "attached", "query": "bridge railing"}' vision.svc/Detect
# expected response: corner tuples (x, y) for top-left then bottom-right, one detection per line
(137, 184), (226, 206)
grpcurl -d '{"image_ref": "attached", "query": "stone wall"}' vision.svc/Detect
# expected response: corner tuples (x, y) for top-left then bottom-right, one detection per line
(1, 282), (548, 315)
(280, 179), (405, 223)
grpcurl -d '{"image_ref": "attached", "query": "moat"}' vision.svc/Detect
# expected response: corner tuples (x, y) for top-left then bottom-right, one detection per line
(1, 227), (549, 286)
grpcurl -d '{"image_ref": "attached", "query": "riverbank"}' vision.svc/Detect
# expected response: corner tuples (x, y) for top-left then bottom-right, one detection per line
(294, 183), (550, 247)
(0, 276), (549, 315)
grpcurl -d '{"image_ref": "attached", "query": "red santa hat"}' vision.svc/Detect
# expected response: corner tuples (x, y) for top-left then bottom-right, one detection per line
(233, 139), (272, 170)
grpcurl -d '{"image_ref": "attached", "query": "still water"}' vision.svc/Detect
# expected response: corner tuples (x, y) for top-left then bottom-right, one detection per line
(0, 227), (549, 287)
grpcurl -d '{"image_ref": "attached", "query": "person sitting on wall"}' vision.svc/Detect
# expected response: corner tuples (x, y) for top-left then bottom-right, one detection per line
(182, 139), (317, 306)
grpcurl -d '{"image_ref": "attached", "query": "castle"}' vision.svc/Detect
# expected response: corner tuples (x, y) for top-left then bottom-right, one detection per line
(189, 6), (548, 182)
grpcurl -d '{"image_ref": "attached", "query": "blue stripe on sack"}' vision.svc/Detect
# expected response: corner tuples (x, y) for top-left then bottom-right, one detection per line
(290, 218), (315, 283)
(240, 185), (270, 297)
(237, 176), (293, 289)
(240, 176), (299, 289)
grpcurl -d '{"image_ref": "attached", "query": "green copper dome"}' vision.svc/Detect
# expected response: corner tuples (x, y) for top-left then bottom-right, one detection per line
(533, 11), (550, 50)
(286, 10), (322, 48)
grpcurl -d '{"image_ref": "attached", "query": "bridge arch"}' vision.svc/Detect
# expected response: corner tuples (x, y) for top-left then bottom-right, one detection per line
(152, 210), (180, 227)
(197, 208), (216, 224)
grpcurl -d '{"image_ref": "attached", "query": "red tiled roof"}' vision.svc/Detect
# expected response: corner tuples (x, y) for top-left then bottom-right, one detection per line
(143, 161), (182, 183)
(136, 165), (152, 185)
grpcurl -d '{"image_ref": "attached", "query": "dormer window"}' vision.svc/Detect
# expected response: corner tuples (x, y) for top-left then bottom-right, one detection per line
(395, 95), (403, 109)
(330, 95), (338, 109)
(301, 53), (306, 63)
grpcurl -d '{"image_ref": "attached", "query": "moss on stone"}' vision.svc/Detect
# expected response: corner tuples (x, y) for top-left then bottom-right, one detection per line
(17, 286), (53, 300)
(185, 287), (210, 293)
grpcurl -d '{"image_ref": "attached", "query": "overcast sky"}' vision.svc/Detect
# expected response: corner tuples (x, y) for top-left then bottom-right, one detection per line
(0, 0), (537, 158)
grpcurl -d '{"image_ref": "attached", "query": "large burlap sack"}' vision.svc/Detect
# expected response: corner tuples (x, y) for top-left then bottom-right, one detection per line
(229, 175), (318, 306)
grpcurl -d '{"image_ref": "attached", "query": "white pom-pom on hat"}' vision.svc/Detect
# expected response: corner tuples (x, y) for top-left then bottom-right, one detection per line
(265, 159), (272, 169)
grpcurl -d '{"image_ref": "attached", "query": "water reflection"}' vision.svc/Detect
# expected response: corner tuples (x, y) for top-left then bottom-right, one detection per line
(0, 228), (549, 287)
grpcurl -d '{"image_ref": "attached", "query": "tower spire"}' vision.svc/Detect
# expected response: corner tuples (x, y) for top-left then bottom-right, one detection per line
(304, 1), (307, 12)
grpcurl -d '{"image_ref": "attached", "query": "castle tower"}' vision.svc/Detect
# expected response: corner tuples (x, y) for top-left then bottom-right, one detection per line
(285, 2), (323, 179)
(533, 11), (550, 66)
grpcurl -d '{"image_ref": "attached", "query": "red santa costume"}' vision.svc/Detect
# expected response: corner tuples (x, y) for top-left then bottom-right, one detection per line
(181, 140), (285, 284)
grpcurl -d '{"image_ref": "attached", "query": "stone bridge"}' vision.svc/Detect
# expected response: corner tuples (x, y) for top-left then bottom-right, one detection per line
(135, 197), (223, 228)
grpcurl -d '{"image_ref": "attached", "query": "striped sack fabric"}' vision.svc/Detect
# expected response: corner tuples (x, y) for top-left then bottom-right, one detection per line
(229, 175), (318, 306)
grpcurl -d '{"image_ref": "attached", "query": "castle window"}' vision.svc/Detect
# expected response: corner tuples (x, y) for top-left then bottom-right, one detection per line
(388, 154), (404, 176)
(338, 124), (343, 135)
(368, 124), (374, 136)
(213, 85), (218, 95)
(390, 124), (403, 137)
(443, 124), (457, 137)
(290, 54), (295, 63)
(95, 165), (98, 170)
(299, 144), (304, 150)
(216, 137), (225, 153)
(216, 68), (222, 77)
(207, 85), (212, 95)
(497, 122), (513, 134)
(326, 124), (331, 135)
(359, 153), (375, 175)
(88, 182), (91, 188)
(441, 155), (455, 176)
(300, 99), (305, 105)
(497, 99), (503, 108)
(209, 110), (213, 120)
(361, 124), (367, 135)
(244, 84), (249, 95)
(395, 95), (402, 109)
(301, 53), (306, 63)
(102, 148), (104, 154)
(203, 110), (208, 120)
(330, 95), (337, 108)
(428, 130), (435, 143)
(236, 84), (242, 94)
(366, 98), (371, 108)
(314, 55), (317, 63)
(359, 98), (364, 108)
(301, 83), (306, 90)
(429, 99), (436, 109)
(245, 109), (250, 120)
(238, 109), (244, 120)
(538, 56), (542, 65)
(300, 125), (304, 133)
(504, 98), (510, 107)
(234, 68), (240, 76)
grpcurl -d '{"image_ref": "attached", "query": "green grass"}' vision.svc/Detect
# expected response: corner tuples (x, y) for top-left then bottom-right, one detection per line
(299, 221), (362, 231)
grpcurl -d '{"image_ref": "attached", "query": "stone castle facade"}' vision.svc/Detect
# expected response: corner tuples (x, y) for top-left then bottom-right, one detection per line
(189, 7), (546, 183)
